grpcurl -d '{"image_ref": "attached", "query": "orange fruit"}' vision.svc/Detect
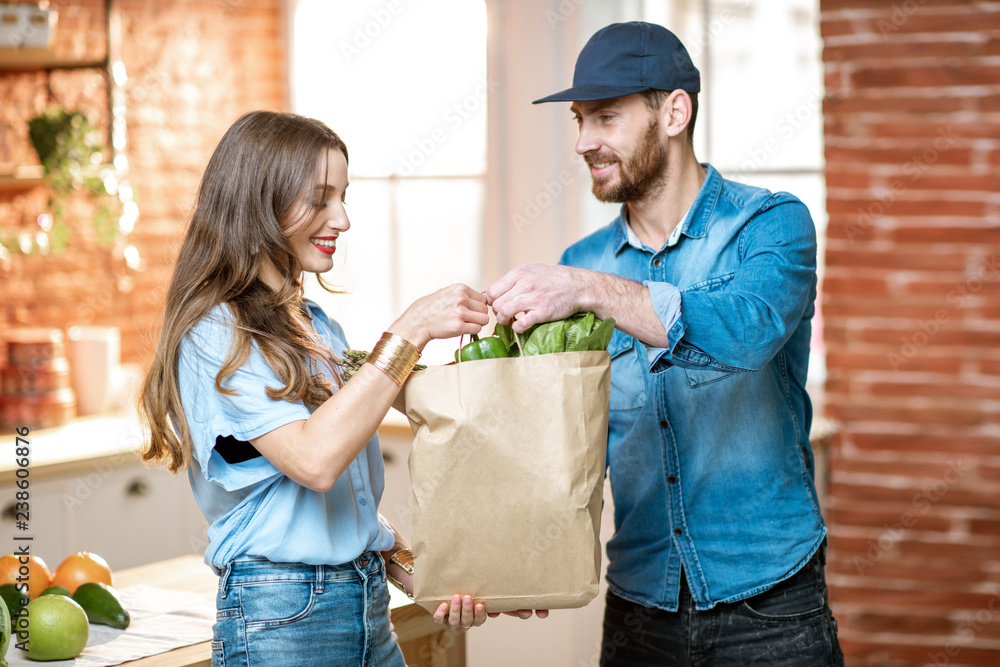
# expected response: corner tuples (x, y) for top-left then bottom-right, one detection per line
(0, 554), (52, 599)
(50, 552), (114, 594)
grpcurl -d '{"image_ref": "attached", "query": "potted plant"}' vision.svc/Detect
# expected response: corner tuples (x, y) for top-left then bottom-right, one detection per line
(22, 107), (123, 254)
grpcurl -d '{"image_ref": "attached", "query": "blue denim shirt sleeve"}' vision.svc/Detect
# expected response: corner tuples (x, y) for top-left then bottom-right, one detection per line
(647, 196), (817, 374)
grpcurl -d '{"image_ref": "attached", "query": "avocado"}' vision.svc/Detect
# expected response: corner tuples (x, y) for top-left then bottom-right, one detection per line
(72, 582), (130, 630)
(0, 584), (27, 630)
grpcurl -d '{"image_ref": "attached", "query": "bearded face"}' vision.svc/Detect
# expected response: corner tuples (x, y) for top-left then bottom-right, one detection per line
(585, 115), (667, 204)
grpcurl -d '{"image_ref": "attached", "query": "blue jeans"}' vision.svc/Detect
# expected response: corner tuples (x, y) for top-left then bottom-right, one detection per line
(600, 548), (843, 666)
(211, 553), (406, 667)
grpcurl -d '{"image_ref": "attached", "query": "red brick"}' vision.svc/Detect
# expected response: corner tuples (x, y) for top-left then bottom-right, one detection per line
(820, 275), (890, 295)
(890, 224), (1000, 244)
(982, 93), (1000, 112)
(867, 381), (1000, 401)
(824, 93), (967, 116)
(825, 349), (963, 375)
(823, 39), (990, 63)
(825, 145), (972, 168)
(846, 433), (1000, 456)
(854, 327), (1000, 348)
(826, 507), (954, 533)
(827, 554), (990, 585)
(863, 122), (1000, 143)
(831, 582), (1000, 609)
(846, 610), (958, 636)
(826, 248), (972, 272)
(852, 64), (1000, 89)
(833, 637), (1000, 667)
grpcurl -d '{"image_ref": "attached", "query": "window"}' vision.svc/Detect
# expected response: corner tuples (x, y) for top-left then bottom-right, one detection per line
(576, 0), (827, 395)
(290, 0), (488, 366)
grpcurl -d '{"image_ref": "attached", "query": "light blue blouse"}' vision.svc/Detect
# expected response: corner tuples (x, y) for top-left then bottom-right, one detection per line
(178, 300), (395, 573)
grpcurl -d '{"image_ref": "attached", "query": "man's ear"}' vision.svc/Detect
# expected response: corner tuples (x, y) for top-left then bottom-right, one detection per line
(662, 90), (692, 139)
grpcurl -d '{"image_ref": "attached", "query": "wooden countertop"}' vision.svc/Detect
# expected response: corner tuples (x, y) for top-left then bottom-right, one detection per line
(112, 554), (460, 667)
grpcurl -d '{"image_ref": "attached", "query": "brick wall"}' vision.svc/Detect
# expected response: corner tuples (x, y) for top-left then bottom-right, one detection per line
(821, 1), (1000, 665)
(0, 0), (286, 363)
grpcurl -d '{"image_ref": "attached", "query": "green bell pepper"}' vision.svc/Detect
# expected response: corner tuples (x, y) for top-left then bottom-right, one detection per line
(455, 334), (511, 362)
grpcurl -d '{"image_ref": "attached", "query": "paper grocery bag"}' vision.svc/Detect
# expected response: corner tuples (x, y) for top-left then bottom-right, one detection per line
(402, 350), (610, 614)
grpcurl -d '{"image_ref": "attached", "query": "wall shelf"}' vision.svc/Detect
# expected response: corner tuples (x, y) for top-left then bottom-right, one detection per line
(0, 48), (105, 71)
(0, 165), (44, 190)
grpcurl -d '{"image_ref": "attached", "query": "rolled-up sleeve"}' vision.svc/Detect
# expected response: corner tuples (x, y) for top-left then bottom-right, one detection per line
(642, 281), (684, 371)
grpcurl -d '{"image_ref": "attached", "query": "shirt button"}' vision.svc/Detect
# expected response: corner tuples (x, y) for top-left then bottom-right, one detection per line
(659, 420), (669, 429)
(667, 475), (676, 484)
(674, 528), (683, 537)
(653, 258), (662, 268)
(359, 498), (368, 506)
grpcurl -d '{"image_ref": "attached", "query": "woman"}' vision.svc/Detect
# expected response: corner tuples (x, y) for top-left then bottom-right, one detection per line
(138, 111), (501, 665)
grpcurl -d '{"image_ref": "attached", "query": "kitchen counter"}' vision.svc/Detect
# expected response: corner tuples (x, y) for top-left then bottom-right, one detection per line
(112, 554), (464, 667)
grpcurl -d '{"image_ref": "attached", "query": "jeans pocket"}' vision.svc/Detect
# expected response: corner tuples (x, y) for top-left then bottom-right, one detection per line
(211, 640), (224, 667)
(239, 581), (316, 629)
(740, 568), (827, 622)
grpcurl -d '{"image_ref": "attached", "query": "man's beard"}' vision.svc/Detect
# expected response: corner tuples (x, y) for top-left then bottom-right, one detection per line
(587, 117), (667, 204)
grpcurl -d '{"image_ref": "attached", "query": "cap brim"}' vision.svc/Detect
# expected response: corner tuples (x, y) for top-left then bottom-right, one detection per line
(532, 84), (651, 104)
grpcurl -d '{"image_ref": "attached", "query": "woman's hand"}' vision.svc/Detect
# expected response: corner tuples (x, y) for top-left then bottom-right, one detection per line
(433, 595), (488, 631)
(431, 597), (549, 629)
(389, 284), (490, 350)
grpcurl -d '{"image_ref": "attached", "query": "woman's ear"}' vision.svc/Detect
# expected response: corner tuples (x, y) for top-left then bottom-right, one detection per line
(662, 90), (693, 139)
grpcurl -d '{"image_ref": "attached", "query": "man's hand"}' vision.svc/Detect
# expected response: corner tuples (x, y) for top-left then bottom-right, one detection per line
(486, 263), (591, 333)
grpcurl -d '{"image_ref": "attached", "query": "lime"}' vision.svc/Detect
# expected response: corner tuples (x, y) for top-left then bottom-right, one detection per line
(21, 595), (89, 661)
(38, 587), (71, 598)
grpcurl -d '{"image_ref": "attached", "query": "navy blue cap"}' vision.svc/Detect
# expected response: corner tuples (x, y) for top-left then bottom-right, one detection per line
(533, 21), (700, 104)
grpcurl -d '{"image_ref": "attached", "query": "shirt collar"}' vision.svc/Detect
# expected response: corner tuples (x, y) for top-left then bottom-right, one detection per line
(612, 164), (722, 254)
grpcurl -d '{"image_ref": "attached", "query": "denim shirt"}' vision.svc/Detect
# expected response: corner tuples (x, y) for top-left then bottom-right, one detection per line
(560, 165), (825, 611)
(178, 300), (395, 573)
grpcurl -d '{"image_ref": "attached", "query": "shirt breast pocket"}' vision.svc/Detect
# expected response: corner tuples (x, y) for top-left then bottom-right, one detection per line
(680, 271), (738, 389)
(684, 367), (738, 388)
(608, 332), (647, 412)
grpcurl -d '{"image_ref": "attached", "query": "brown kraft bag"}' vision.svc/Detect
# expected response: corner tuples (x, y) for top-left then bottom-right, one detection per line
(401, 350), (610, 614)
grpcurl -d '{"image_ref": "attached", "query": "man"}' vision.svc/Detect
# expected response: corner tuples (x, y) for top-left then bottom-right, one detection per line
(487, 21), (843, 666)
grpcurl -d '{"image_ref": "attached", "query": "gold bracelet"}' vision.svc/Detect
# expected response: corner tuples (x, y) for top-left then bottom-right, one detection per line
(366, 332), (420, 386)
(390, 547), (414, 575)
(386, 547), (415, 600)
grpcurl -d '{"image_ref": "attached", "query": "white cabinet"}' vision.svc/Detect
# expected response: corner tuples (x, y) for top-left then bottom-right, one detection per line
(0, 416), (207, 572)
(0, 476), (69, 569)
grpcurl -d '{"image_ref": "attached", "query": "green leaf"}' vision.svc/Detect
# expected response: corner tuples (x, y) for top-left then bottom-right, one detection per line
(523, 319), (567, 356)
(564, 312), (595, 350)
(493, 323), (515, 351)
(568, 316), (616, 352)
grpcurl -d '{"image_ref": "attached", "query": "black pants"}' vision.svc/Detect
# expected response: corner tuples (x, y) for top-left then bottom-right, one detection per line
(600, 549), (844, 666)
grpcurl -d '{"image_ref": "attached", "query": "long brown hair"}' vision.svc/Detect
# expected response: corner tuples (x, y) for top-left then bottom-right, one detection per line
(139, 111), (348, 473)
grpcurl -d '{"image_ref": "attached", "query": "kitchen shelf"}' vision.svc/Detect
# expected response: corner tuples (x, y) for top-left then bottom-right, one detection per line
(0, 165), (44, 190)
(0, 48), (105, 71)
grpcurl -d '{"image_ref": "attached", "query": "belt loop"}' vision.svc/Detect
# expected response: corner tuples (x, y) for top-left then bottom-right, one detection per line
(316, 564), (325, 594)
(219, 562), (233, 600)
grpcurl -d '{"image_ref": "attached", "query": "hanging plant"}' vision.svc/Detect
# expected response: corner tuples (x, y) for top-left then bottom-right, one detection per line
(13, 107), (124, 256)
